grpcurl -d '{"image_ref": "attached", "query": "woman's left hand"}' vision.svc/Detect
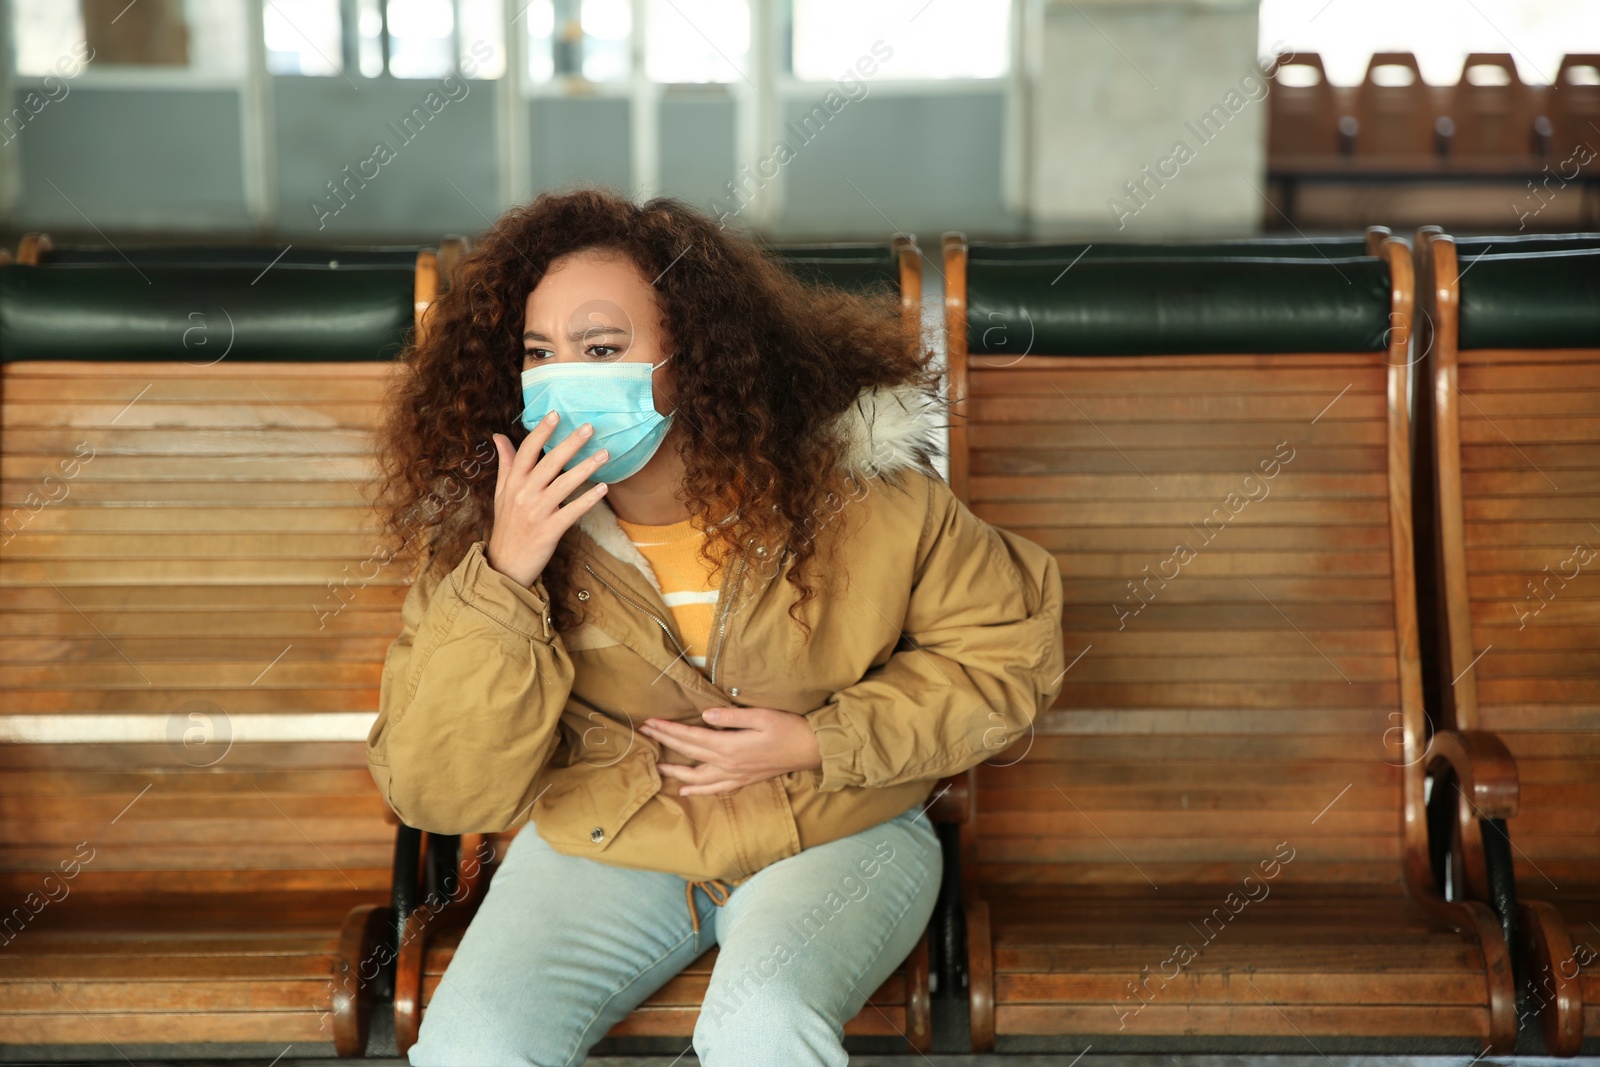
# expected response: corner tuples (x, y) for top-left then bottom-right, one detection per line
(641, 706), (822, 796)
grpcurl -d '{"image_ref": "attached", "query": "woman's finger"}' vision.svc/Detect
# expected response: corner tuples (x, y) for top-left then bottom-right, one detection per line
(703, 706), (771, 729)
(529, 419), (595, 490)
(544, 443), (612, 507)
(513, 409), (563, 482)
(656, 761), (716, 786)
(682, 776), (742, 797)
(641, 721), (726, 762)
(491, 433), (513, 504)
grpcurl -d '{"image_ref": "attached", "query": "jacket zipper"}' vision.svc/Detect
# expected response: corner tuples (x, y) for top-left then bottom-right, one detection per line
(707, 551), (749, 689)
(581, 562), (696, 667)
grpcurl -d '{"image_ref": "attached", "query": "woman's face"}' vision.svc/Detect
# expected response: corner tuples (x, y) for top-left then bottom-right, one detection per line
(522, 248), (676, 417)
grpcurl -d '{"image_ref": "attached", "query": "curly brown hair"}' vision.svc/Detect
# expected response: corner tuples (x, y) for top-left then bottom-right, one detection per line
(370, 186), (943, 639)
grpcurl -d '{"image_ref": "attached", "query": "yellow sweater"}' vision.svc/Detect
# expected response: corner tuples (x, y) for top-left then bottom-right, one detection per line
(613, 512), (732, 674)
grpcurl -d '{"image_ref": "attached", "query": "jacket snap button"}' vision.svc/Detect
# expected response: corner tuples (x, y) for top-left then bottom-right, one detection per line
(729, 687), (740, 698)
(577, 590), (589, 601)
(590, 826), (605, 843)
(755, 546), (767, 556)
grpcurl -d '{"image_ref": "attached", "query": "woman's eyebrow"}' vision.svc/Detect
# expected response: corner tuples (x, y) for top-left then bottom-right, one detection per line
(523, 326), (630, 342)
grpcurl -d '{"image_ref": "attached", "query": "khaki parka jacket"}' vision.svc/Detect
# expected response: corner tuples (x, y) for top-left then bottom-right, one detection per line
(366, 382), (1066, 931)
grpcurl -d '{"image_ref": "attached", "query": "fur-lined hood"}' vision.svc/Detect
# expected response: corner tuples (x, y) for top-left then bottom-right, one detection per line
(570, 379), (948, 596)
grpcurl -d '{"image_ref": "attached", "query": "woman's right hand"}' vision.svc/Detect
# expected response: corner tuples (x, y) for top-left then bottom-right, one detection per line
(484, 411), (611, 588)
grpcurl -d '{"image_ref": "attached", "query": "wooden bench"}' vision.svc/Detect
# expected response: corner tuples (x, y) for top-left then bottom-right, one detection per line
(1267, 52), (1343, 158)
(1552, 55), (1600, 161)
(385, 235), (972, 1059)
(0, 249), (436, 1056)
(1414, 231), (1600, 1056)
(1354, 52), (1437, 158)
(1410, 230), (1600, 752)
(942, 231), (1519, 1053)
(1448, 54), (1539, 160)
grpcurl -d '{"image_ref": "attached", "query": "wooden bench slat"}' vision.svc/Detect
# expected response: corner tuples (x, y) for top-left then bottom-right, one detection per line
(974, 863), (1407, 887)
(2, 1011), (334, 1044)
(0, 505), (387, 534)
(1, 978), (338, 1013)
(975, 447), (1387, 475)
(968, 392), (1388, 420)
(0, 583), (402, 609)
(999, 972), (1488, 1005)
(0, 871), (388, 893)
(972, 420), (1387, 448)
(993, 1004), (1490, 1039)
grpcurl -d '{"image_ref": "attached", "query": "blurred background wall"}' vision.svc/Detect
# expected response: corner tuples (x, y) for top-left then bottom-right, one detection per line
(0, 0), (1595, 246)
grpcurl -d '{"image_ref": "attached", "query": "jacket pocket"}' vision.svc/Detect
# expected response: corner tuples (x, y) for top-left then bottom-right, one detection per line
(529, 739), (662, 858)
(744, 776), (804, 871)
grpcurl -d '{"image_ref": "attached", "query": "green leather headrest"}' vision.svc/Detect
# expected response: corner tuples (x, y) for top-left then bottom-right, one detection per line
(1453, 233), (1600, 258)
(968, 236), (1374, 263)
(968, 256), (1392, 355)
(773, 243), (899, 294)
(1458, 249), (1600, 350)
(37, 245), (424, 268)
(0, 263), (415, 362)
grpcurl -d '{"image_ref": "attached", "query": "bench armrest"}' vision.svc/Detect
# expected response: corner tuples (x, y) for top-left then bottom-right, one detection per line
(923, 769), (975, 999)
(1426, 729), (1518, 819)
(1424, 729), (1522, 981)
(927, 770), (975, 825)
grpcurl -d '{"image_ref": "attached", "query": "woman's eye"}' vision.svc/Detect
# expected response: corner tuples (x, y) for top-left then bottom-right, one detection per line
(587, 345), (622, 360)
(524, 348), (553, 362)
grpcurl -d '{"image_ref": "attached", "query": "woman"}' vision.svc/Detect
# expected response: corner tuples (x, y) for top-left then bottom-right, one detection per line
(367, 188), (1065, 1066)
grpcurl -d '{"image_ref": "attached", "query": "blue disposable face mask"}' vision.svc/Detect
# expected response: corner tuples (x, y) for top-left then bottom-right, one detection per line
(519, 354), (677, 484)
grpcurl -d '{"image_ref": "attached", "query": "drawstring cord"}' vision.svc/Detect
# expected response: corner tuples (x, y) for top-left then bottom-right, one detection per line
(686, 877), (732, 937)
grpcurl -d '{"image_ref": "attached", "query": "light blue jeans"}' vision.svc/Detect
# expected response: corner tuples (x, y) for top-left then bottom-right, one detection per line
(406, 803), (943, 1066)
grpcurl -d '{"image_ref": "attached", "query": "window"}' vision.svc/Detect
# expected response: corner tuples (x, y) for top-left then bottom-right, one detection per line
(11, 0), (85, 76)
(385, 0), (455, 78)
(265, 0), (343, 76)
(1259, 0), (1600, 86)
(791, 0), (1009, 80)
(11, 0), (248, 77)
(525, 0), (636, 85)
(260, 0), (505, 78)
(523, 0), (756, 87)
(582, 0), (631, 82)
(646, 0), (748, 84)
(457, 0), (507, 78)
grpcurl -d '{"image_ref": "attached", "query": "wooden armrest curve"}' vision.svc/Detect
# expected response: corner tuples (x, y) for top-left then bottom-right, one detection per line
(1426, 728), (1518, 820)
